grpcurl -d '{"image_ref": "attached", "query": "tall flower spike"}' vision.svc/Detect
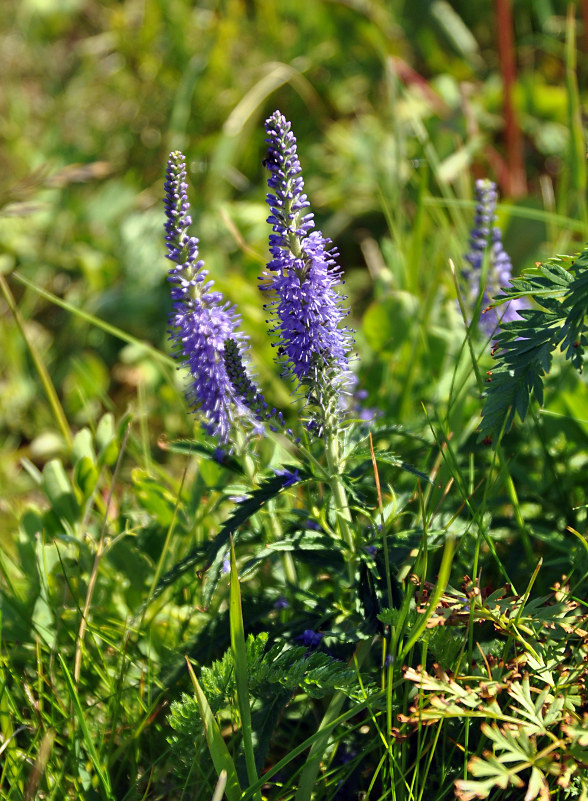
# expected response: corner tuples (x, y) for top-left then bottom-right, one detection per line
(164, 151), (249, 443)
(223, 337), (285, 432)
(464, 179), (526, 339)
(260, 111), (352, 415)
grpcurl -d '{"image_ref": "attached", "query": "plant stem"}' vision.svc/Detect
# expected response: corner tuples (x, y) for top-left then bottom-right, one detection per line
(325, 425), (356, 582)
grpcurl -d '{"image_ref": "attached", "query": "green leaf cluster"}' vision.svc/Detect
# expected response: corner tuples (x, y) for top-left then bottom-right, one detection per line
(480, 247), (588, 442)
(167, 632), (375, 774)
(399, 583), (588, 800)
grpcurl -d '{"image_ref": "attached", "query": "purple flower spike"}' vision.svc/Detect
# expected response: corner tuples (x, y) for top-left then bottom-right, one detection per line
(164, 152), (247, 442)
(464, 179), (527, 339)
(261, 111), (353, 411)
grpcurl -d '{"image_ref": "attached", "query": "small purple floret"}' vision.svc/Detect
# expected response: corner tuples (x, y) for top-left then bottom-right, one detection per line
(275, 467), (300, 488)
(296, 629), (324, 649)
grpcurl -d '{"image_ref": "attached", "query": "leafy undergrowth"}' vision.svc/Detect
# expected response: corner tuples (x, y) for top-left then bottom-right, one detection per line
(399, 579), (588, 800)
(2, 2), (588, 800)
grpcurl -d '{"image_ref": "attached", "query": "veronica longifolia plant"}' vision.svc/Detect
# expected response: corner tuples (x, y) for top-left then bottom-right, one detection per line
(164, 113), (354, 444)
(164, 151), (266, 443)
(464, 178), (526, 339)
(163, 113), (358, 571)
(261, 111), (353, 431)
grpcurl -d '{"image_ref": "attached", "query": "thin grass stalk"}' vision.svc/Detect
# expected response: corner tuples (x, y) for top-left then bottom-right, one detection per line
(10, 271), (176, 369)
(142, 459), (190, 627)
(0, 274), (73, 450)
(241, 688), (380, 801)
(58, 654), (114, 801)
(565, 5), (588, 228)
(228, 536), (261, 801)
(398, 534), (455, 662)
(210, 770), (228, 801)
(23, 728), (56, 801)
(0, 645), (24, 793)
(73, 419), (131, 685)
(294, 637), (373, 801)
(582, 0), (588, 56)
(185, 658), (242, 801)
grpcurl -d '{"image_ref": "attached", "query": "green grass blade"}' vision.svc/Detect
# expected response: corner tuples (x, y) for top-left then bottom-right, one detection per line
(10, 270), (176, 368)
(565, 7), (588, 227)
(241, 691), (380, 801)
(294, 690), (347, 801)
(399, 534), (456, 661)
(229, 535), (261, 799)
(294, 638), (373, 801)
(185, 658), (242, 801)
(57, 653), (113, 801)
(0, 274), (73, 449)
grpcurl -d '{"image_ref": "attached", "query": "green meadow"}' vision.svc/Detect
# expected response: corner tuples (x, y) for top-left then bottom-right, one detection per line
(1, 2), (587, 799)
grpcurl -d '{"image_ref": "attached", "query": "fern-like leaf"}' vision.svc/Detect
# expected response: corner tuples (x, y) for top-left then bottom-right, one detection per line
(479, 250), (588, 443)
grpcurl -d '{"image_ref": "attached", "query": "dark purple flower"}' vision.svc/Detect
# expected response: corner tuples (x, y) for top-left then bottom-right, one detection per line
(273, 596), (289, 609)
(274, 467), (300, 488)
(464, 179), (527, 339)
(296, 629), (324, 649)
(164, 152), (259, 442)
(260, 111), (353, 409)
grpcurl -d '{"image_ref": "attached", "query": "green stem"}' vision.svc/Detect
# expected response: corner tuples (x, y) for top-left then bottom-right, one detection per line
(294, 638), (373, 801)
(325, 427), (356, 582)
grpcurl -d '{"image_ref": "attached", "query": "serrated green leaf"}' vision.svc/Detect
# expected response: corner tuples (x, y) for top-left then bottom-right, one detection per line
(480, 247), (588, 443)
(239, 529), (345, 579)
(158, 437), (244, 475)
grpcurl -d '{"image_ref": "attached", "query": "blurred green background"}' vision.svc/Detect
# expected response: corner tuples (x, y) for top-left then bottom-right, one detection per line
(3, 3), (588, 797)
(2, 0), (587, 513)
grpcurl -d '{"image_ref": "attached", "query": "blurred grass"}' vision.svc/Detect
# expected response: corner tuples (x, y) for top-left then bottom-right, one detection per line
(2, 0), (584, 468)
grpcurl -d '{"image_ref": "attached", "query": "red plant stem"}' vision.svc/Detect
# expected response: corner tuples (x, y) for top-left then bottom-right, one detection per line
(495, 0), (527, 197)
